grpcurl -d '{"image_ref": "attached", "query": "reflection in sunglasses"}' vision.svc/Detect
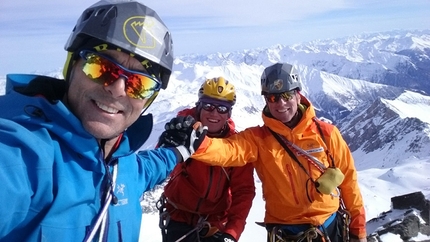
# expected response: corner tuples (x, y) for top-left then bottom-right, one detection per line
(79, 50), (161, 99)
(265, 90), (296, 103)
(201, 102), (230, 114)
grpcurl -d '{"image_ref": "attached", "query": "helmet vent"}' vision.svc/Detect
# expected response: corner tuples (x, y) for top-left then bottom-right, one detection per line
(100, 6), (118, 26)
(163, 32), (172, 56)
(94, 8), (106, 17)
(82, 10), (94, 22)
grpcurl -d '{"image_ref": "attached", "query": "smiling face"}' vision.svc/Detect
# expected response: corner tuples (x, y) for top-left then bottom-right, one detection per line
(65, 50), (150, 140)
(198, 102), (230, 133)
(266, 91), (301, 123)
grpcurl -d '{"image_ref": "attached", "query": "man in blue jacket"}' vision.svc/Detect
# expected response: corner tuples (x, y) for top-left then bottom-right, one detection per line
(0, 1), (186, 241)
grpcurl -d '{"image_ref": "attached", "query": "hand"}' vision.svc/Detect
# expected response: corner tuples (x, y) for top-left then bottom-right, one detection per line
(350, 238), (367, 242)
(157, 115), (195, 147)
(209, 231), (237, 242)
(158, 115), (207, 161)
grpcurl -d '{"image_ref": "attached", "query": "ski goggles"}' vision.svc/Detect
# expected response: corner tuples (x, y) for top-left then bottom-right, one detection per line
(201, 102), (230, 114)
(79, 50), (161, 99)
(264, 90), (296, 103)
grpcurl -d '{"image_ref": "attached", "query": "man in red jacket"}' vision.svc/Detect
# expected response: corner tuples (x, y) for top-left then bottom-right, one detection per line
(158, 77), (255, 242)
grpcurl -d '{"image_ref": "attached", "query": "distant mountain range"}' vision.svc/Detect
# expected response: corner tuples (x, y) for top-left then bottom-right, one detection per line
(162, 29), (430, 167)
(1, 29), (428, 177)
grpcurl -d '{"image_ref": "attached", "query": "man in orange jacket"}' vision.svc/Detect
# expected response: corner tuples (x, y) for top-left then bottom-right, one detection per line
(157, 77), (255, 242)
(158, 63), (367, 242)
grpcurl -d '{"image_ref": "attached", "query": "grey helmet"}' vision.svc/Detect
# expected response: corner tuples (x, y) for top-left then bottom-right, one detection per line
(64, 0), (173, 89)
(261, 63), (302, 94)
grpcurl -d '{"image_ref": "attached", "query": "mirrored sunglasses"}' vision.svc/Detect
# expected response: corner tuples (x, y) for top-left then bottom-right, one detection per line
(264, 90), (296, 103)
(201, 102), (230, 114)
(79, 50), (161, 99)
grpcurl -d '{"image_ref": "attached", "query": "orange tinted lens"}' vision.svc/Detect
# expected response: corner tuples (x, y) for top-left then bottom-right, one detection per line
(82, 53), (119, 86)
(265, 94), (279, 103)
(81, 50), (161, 99)
(124, 74), (158, 99)
(265, 91), (295, 103)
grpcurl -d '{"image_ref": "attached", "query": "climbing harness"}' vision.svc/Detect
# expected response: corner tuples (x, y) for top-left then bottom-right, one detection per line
(157, 158), (233, 242)
(173, 216), (211, 242)
(269, 226), (330, 242)
(157, 194), (218, 242)
(337, 199), (351, 242)
(157, 194), (171, 241)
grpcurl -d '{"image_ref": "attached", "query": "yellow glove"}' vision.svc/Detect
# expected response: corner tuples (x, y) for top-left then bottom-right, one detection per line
(315, 167), (344, 195)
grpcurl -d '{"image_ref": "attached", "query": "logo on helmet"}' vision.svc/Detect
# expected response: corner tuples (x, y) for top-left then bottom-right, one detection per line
(272, 79), (283, 91)
(123, 16), (156, 49)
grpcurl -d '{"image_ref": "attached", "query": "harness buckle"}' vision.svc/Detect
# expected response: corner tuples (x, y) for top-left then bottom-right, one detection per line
(330, 187), (341, 198)
(159, 211), (170, 230)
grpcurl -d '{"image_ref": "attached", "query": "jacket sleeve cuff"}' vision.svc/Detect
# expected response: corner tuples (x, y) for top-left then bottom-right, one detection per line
(172, 146), (190, 162)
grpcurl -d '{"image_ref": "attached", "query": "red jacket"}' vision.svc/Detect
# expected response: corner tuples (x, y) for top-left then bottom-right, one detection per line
(163, 108), (255, 240)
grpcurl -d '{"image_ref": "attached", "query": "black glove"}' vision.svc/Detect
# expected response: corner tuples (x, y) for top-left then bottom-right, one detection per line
(157, 115), (207, 161)
(157, 115), (195, 147)
(209, 232), (237, 242)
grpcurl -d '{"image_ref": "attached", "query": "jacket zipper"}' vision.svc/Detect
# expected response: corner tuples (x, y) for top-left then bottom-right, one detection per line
(306, 161), (315, 203)
(195, 166), (213, 212)
(286, 164), (299, 205)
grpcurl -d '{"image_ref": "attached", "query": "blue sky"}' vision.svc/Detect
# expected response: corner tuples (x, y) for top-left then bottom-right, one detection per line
(0, 0), (429, 76)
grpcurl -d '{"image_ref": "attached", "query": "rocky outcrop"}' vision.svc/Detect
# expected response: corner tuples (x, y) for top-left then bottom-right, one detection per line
(367, 192), (430, 241)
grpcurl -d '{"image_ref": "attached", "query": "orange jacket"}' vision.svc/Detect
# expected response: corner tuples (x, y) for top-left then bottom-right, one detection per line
(192, 96), (367, 239)
(163, 108), (255, 240)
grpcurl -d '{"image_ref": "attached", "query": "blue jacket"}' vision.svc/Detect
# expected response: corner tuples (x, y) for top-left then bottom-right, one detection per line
(0, 74), (180, 241)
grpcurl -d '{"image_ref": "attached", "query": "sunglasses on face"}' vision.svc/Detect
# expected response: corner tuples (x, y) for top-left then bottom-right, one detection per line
(79, 50), (161, 99)
(264, 90), (296, 103)
(201, 102), (230, 114)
